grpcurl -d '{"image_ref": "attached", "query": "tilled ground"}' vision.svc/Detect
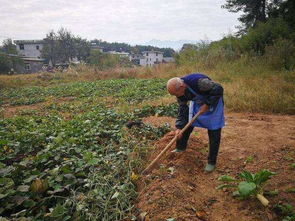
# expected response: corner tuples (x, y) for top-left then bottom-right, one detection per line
(137, 112), (295, 221)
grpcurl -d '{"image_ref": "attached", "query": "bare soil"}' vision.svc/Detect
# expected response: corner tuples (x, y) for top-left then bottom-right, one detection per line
(1, 96), (77, 119)
(138, 112), (295, 221)
(2, 103), (45, 118)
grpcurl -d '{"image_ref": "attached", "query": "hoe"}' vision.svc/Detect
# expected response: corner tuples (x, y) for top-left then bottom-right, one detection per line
(142, 111), (202, 174)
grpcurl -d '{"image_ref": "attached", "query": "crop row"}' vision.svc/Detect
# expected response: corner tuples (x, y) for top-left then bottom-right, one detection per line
(0, 79), (167, 106)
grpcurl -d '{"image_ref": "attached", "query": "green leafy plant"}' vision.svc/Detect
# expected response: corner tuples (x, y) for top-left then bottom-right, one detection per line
(217, 169), (276, 206)
(274, 203), (295, 221)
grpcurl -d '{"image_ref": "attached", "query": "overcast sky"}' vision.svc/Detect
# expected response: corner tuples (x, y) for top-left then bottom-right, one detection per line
(0, 0), (240, 46)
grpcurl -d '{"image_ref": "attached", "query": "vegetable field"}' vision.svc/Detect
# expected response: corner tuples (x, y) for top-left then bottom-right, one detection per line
(0, 79), (174, 220)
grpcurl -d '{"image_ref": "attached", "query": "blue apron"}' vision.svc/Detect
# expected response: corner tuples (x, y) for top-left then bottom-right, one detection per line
(187, 86), (225, 130)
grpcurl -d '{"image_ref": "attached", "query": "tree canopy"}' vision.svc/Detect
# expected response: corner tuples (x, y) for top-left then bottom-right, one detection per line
(42, 28), (91, 66)
(222, 0), (295, 33)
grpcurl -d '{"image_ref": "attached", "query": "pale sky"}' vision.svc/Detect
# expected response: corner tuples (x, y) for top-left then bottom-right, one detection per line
(0, 0), (240, 46)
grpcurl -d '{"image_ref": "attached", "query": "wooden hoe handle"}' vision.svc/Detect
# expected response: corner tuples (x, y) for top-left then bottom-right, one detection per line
(142, 111), (202, 174)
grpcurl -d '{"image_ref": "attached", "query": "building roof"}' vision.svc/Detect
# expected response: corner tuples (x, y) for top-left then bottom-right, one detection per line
(14, 40), (45, 45)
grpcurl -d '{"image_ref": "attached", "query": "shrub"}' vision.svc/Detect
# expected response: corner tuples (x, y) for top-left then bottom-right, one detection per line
(264, 38), (295, 70)
(240, 18), (291, 55)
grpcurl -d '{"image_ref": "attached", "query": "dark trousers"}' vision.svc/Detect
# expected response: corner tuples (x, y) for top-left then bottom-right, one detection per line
(176, 126), (221, 165)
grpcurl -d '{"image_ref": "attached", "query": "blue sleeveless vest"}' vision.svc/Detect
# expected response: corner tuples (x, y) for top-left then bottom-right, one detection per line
(181, 73), (225, 130)
(181, 73), (210, 94)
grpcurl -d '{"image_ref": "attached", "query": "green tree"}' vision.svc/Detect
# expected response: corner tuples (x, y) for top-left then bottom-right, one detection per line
(42, 30), (58, 66)
(1, 39), (18, 54)
(240, 17), (290, 54)
(0, 39), (23, 74)
(87, 50), (131, 70)
(42, 28), (90, 66)
(268, 0), (295, 29)
(57, 28), (76, 62)
(75, 37), (91, 61)
(222, 0), (268, 32)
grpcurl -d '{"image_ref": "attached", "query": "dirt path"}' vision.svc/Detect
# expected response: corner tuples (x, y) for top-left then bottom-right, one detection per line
(138, 112), (295, 221)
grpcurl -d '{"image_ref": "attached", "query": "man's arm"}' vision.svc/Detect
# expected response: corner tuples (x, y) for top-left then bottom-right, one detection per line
(197, 78), (224, 108)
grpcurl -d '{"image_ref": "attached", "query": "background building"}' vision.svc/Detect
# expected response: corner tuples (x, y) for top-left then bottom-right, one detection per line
(129, 51), (168, 67)
(142, 51), (163, 66)
(12, 40), (45, 74)
(14, 40), (44, 58)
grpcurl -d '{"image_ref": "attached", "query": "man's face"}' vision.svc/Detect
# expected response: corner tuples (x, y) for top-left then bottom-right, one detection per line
(171, 84), (186, 97)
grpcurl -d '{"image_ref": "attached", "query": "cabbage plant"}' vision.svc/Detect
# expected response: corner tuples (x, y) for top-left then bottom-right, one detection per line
(217, 169), (276, 206)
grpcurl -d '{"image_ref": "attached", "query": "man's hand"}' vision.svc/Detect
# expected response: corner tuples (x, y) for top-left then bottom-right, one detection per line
(199, 104), (209, 114)
(174, 129), (183, 140)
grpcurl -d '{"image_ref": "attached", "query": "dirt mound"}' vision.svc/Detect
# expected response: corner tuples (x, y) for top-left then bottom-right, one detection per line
(137, 113), (295, 221)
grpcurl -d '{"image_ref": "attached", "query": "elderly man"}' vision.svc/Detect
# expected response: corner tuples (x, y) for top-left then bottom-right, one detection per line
(166, 73), (224, 172)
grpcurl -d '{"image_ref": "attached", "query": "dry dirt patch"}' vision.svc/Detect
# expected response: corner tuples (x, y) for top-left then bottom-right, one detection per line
(137, 113), (295, 221)
(1, 96), (77, 118)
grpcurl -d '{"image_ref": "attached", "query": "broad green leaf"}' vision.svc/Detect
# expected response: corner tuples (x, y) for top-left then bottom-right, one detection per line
(253, 170), (275, 186)
(24, 175), (38, 183)
(50, 204), (67, 218)
(0, 178), (14, 189)
(48, 167), (59, 176)
(0, 193), (8, 199)
(216, 184), (236, 190)
(61, 165), (72, 174)
(218, 175), (236, 182)
(238, 181), (256, 198)
(0, 166), (15, 176)
(23, 199), (36, 208)
(88, 158), (99, 165)
(238, 171), (254, 182)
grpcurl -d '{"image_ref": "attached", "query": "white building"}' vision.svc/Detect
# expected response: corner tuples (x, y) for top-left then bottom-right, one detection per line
(142, 51), (164, 67)
(129, 54), (146, 66)
(12, 40), (46, 74)
(14, 40), (44, 58)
